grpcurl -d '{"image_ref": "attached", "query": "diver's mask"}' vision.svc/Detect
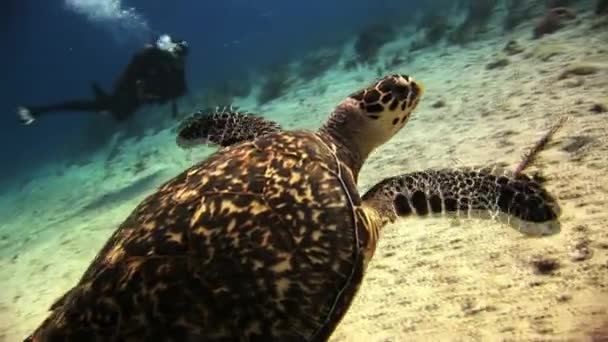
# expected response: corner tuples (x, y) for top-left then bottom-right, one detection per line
(156, 34), (189, 57)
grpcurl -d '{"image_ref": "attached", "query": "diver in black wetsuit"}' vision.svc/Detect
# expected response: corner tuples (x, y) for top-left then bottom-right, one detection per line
(17, 34), (190, 125)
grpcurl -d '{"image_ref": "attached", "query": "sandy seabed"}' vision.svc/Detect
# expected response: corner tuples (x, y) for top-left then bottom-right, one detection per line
(1, 8), (607, 342)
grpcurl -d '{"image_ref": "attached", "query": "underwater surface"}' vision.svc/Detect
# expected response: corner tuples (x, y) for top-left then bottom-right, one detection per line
(1, 0), (608, 340)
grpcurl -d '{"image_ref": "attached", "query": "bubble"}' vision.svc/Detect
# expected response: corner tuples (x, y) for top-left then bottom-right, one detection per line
(64, 0), (150, 42)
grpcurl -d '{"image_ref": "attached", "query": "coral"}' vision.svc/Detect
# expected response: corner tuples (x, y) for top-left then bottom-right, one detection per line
(216, 78), (252, 99)
(466, 0), (498, 23)
(297, 48), (341, 82)
(256, 66), (295, 105)
(342, 58), (358, 71)
(503, 0), (537, 31)
(79, 114), (122, 153)
(546, 0), (576, 7)
(353, 23), (397, 64)
(559, 56), (607, 78)
(529, 256), (560, 275)
(408, 39), (428, 52)
(195, 87), (234, 110)
(561, 135), (595, 153)
(533, 7), (577, 39)
(420, 13), (449, 44)
(597, 0), (608, 14)
(503, 40), (525, 55)
(524, 41), (565, 61)
(387, 54), (408, 68)
(485, 55), (510, 70)
(591, 16), (608, 29)
(590, 102), (607, 113)
(449, 0), (498, 45)
(557, 62), (602, 80)
(587, 321), (608, 341)
(447, 29), (468, 45)
(407, 11), (451, 51)
(431, 100), (446, 108)
(189, 77), (253, 115)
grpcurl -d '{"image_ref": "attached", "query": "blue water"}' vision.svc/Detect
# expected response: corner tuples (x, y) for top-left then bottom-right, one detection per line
(0, 0), (419, 183)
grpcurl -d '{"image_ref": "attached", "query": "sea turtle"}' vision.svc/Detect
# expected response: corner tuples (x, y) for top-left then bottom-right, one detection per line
(176, 105), (562, 235)
(26, 74), (560, 342)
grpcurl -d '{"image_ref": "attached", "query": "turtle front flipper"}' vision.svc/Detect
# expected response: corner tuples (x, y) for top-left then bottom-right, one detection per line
(361, 167), (561, 236)
(176, 105), (282, 148)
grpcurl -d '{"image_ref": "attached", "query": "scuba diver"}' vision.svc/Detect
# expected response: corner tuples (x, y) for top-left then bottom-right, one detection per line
(17, 34), (190, 125)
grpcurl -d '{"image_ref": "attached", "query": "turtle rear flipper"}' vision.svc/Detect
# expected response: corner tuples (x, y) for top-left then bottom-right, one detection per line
(362, 167), (561, 236)
(176, 105), (282, 148)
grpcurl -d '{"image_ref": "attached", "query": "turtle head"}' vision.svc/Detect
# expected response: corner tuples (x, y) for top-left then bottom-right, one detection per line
(321, 74), (423, 163)
(348, 74), (423, 139)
